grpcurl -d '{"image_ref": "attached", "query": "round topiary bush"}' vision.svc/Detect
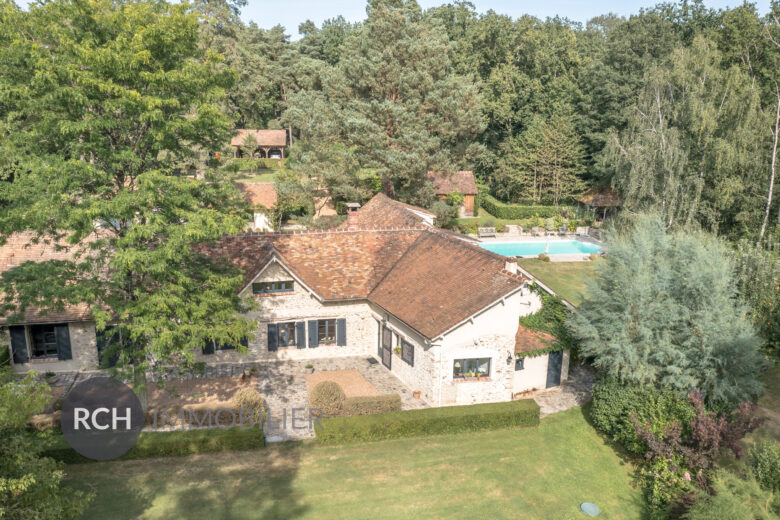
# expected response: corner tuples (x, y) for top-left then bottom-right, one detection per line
(310, 381), (346, 417)
(231, 387), (265, 424)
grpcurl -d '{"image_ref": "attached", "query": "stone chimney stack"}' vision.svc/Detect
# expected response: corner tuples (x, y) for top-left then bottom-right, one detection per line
(346, 202), (361, 230)
(504, 257), (518, 274)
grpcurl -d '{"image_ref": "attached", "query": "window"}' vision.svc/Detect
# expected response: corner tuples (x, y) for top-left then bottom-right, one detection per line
(453, 358), (491, 379)
(401, 339), (414, 366)
(276, 322), (297, 347)
(252, 280), (294, 295)
(318, 319), (336, 345)
(30, 325), (58, 358)
(515, 357), (525, 371)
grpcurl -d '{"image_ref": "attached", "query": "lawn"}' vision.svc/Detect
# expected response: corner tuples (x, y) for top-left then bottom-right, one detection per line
(518, 259), (600, 306)
(65, 407), (643, 520)
(234, 168), (277, 183)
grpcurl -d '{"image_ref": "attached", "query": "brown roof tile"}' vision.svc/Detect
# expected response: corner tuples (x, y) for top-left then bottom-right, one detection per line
(369, 230), (523, 338)
(428, 171), (477, 195)
(515, 325), (556, 354)
(338, 193), (434, 230)
(0, 232), (95, 325)
(236, 182), (277, 209)
(230, 129), (287, 148)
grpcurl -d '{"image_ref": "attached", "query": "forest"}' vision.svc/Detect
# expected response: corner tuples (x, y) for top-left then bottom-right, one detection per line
(197, 0), (780, 243)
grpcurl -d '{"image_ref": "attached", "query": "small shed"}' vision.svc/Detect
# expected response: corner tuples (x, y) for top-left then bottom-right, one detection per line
(231, 129), (288, 159)
(575, 186), (622, 220)
(428, 170), (478, 217)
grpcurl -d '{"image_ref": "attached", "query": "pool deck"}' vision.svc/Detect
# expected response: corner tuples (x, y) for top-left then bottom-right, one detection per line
(474, 234), (603, 262)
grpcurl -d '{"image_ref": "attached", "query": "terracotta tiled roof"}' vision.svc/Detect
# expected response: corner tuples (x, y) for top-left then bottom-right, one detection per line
(230, 129), (287, 148)
(515, 325), (556, 354)
(236, 182), (277, 209)
(428, 171), (477, 195)
(369, 230), (522, 338)
(337, 193), (435, 229)
(0, 232), (95, 325)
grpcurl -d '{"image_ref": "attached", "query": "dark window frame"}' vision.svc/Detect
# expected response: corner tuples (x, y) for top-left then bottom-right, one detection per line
(252, 280), (294, 295)
(515, 357), (525, 371)
(317, 319), (337, 345)
(453, 357), (491, 379)
(29, 325), (58, 359)
(275, 322), (297, 348)
(401, 339), (414, 366)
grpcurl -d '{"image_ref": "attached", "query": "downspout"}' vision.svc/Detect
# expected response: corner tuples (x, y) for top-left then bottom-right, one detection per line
(436, 340), (443, 407)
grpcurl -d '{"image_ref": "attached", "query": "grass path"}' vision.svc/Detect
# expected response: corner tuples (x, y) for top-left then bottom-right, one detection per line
(517, 259), (600, 306)
(65, 407), (642, 520)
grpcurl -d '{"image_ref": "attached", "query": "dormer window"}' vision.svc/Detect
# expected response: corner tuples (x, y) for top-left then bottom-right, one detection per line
(252, 280), (294, 295)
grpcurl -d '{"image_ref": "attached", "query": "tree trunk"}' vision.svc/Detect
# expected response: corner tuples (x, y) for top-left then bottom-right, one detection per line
(133, 364), (149, 412)
(760, 86), (779, 241)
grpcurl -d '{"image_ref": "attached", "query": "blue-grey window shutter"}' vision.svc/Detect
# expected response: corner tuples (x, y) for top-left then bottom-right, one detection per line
(308, 320), (318, 348)
(55, 324), (72, 360)
(296, 322), (306, 349)
(267, 324), (278, 351)
(336, 319), (346, 346)
(202, 339), (215, 355)
(9, 326), (28, 364)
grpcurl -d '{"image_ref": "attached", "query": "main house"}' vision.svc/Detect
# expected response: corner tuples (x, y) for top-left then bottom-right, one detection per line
(1, 194), (568, 405)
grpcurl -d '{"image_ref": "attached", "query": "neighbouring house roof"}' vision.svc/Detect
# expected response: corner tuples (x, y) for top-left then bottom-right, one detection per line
(0, 232), (94, 325)
(428, 171), (478, 196)
(575, 186), (622, 207)
(515, 325), (556, 354)
(230, 129), (287, 148)
(337, 193), (435, 230)
(236, 182), (277, 209)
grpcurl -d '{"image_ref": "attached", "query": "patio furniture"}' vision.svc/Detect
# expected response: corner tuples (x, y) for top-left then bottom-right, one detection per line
(532, 227), (544, 237)
(575, 226), (590, 237)
(478, 227), (496, 238)
(558, 226), (567, 236)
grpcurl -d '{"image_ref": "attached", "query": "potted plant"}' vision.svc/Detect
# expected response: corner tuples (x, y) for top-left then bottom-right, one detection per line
(248, 366), (258, 378)
(44, 371), (57, 384)
(393, 346), (402, 356)
(304, 363), (314, 375)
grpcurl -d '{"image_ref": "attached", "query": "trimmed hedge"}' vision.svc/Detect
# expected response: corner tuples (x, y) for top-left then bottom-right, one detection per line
(342, 394), (402, 416)
(480, 193), (574, 219)
(231, 158), (286, 170)
(43, 426), (265, 464)
(315, 399), (540, 444)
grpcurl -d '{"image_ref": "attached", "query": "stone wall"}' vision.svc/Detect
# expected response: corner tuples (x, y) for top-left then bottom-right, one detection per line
(7, 321), (98, 373)
(194, 261), (376, 364)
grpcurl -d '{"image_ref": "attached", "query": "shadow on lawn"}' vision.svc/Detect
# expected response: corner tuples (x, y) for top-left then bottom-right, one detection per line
(69, 443), (310, 520)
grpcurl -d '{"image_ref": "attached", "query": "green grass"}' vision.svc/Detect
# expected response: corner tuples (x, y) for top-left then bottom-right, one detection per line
(234, 168), (277, 182)
(518, 259), (600, 306)
(64, 407), (642, 520)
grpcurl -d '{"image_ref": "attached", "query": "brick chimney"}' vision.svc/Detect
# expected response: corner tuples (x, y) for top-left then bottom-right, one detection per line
(346, 202), (361, 230)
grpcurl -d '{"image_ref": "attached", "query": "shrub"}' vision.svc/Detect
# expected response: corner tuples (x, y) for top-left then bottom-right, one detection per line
(750, 440), (780, 493)
(231, 387), (265, 423)
(480, 193), (574, 220)
(310, 381), (346, 417)
(638, 456), (696, 516)
(589, 378), (695, 455)
(683, 471), (779, 520)
(458, 221), (479, 235)
(342, 394), (402, 416)
(315, 399), (539, 444)
(43, 426), (266, 464)
(537, 253), (550, 262)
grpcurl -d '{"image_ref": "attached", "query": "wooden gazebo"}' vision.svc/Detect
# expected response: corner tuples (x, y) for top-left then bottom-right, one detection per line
(575, 186), (622, 221)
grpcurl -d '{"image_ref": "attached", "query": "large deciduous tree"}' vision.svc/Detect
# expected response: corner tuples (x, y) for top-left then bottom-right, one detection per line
(0, 0), (254, 409)
(568, 214), (769, 408)
(284, 0), (483, 206)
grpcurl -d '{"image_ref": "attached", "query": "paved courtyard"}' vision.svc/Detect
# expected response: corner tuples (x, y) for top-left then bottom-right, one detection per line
(533, 364), (594, 418)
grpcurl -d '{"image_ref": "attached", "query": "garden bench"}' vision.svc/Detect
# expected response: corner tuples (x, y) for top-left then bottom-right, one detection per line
(478, 227), (497, 237)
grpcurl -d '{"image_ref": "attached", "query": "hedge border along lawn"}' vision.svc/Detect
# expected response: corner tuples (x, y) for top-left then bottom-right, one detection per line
(315, 399), (540, 444)
(480, 193), (575, 220)
(43, 426), (265, 464)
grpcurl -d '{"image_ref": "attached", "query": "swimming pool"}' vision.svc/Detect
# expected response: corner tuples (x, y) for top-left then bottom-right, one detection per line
(480, 240), (601, 257)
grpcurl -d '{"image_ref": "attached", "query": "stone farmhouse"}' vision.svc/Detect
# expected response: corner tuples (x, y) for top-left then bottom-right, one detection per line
(0, 194), (568, 405)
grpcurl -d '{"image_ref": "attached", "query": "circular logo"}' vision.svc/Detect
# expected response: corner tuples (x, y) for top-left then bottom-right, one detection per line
(60, 376), (144, 460)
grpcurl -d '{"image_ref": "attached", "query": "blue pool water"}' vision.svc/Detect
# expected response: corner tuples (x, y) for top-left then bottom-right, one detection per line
(480, 240), (601, 257)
